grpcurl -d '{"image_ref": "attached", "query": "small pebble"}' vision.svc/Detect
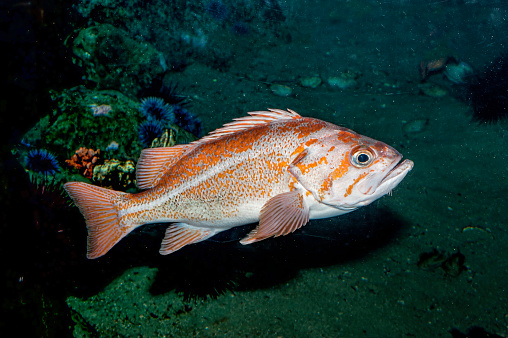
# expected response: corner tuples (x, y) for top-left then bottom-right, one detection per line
(327, 76), (358, 90)
(270, 84), (293, 97)
(300, 76), (322, 88)
(403, 119), (429, 135)
(418, 82), (447, 98)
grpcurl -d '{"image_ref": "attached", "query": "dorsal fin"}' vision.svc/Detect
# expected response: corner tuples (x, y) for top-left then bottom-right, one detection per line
(136, 145), (190, 189)
(136, 109), (302, 189)
(196, 108), (302, 143)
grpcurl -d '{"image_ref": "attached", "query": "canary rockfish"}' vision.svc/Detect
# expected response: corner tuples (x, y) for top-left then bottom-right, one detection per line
(64, 109), (413, 259)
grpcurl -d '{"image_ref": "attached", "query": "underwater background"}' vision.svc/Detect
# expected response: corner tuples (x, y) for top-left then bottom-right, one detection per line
(1, 0), (508, 336)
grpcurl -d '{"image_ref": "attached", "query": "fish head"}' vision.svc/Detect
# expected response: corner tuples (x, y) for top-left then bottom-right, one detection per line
(290, 128), (414, 212)
(332, 136), (414, 210)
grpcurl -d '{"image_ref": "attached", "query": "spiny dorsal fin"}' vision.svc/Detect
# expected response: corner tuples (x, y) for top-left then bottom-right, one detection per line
(197, 108), (301, 143)
(136, 145), (190, 189)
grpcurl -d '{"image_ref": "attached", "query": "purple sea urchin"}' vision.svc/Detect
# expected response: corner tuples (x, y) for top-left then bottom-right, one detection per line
(205, 0), (229, 21)
(160, 82), (192, 108)
(138, 119), (164, 147)
(173, 106), (203, 137)
(140, 97), (175, 123)
(26, 149), (61, 176)
(139, 80), (192, 108)
(465, 53), (508, 123)
(232, 22), (249, 35)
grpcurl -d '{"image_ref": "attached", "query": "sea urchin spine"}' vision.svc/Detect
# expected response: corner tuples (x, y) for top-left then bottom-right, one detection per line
(139, 97), (175, 123)
(26, 149), (61, 176)
(138, 119), (165, 147)
(173, 106), (203, 137)
(465, 52), (508, 123)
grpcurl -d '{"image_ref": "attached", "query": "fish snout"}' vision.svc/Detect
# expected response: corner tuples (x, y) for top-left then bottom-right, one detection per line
(355, 144), (405, 196)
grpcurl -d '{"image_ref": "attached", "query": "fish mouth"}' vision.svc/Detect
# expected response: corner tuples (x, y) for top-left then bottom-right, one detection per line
(358, 157), (414, 196)
(326, 158), (413, 211)
(378, 159), (414, 191)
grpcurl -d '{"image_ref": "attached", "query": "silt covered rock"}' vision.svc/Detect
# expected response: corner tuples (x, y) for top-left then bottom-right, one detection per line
(72, 23), (167, 95)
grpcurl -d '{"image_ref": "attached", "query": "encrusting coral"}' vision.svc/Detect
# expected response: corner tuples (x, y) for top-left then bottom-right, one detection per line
(92, 159), (136, 191)
(150, 128), (177, 148)
(65, 147), (101, 179)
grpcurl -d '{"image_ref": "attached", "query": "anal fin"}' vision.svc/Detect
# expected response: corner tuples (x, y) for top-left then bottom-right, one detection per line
(240, 190), (310, 245)
(159, 223), (216, 255)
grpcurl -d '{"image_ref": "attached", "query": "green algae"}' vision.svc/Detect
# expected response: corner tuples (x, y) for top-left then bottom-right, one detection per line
(17, 85), (196, 190)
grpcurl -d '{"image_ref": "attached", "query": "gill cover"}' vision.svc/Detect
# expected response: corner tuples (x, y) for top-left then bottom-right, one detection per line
(288, 131), (386, 207)
(288, 135), (352, 203)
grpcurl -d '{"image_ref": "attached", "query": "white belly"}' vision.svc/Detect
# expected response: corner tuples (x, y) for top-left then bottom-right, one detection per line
(304, 191), (357, 220)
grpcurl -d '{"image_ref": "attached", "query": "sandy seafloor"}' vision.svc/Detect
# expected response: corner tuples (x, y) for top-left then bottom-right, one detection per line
(66, 78), (508, 336)
(3, 0), (508, 337)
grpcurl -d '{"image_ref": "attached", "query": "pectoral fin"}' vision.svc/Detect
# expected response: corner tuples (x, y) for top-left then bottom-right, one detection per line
(240, 190), (310, 244)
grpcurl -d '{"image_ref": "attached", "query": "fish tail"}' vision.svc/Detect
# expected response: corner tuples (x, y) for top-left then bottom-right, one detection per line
(64, 182), (131, 259)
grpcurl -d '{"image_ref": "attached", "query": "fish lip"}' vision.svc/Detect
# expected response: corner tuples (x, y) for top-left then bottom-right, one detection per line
(327, 158), (413, 209)
(356, 156), (412, 196)
(379, 158), (414, 188)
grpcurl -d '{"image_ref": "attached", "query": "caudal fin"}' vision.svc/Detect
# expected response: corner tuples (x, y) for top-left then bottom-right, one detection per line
(64, 182), (131, 259)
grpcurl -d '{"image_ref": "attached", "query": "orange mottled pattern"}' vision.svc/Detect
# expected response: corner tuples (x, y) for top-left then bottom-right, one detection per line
(118, 117), (346, 227)
(64, 109), (413, 259)
(319, 153), (350, 198)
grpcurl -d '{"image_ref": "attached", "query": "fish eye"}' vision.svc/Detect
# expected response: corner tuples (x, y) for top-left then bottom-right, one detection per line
(351, 148), (375, 167)
(358, 153), (369, 163)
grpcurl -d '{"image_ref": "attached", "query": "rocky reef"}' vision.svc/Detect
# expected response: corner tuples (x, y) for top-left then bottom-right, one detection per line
(16, 85), (197, 191)
(72, 24), (167, 96)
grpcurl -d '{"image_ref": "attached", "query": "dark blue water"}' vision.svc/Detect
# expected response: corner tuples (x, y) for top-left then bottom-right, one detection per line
(1, 0), (507, 336)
